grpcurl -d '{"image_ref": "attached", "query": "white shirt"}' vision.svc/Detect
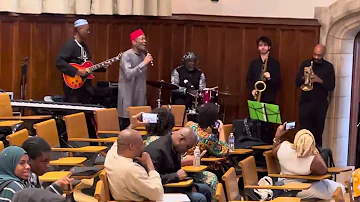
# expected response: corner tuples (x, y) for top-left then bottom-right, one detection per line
(104, 142), (164, 201)
(277, 141), (315, 183)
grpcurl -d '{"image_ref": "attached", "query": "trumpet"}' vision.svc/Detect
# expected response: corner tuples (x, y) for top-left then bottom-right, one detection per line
(254, 56), (268, 101)
(300, 61), (313, 91)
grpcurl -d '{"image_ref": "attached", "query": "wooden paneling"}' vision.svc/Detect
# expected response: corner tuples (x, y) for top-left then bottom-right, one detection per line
(0, 14), (320, 127)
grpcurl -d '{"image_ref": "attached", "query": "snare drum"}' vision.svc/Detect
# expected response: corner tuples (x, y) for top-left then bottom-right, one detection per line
(200, 89), (219, 104)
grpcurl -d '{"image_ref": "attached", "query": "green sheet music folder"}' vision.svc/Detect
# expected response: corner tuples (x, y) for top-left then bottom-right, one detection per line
(247, 100), (282, 124)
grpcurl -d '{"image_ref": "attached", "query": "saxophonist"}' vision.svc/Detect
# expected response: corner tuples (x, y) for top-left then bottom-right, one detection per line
(296, 44), (335, 147)
(246, 36), (281, 104)
(246, 36), (281, 144)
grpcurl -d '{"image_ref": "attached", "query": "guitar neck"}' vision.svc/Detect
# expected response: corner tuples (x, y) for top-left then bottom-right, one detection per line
(87, 56), (120, 73)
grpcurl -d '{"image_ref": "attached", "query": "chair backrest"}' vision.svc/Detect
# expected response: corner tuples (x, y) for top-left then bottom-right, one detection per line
(94, 180), (107, 202)
(264, 150), (281, 174)
(162, 105), (186, 126)
(33, 119), (60, 147)
(128, 106), (151, 125)
(63, 112), (89, 139)
(99, 169), (111, 202)
(239, 156), (259, 186)
(223, 124), (232, 143)
(0, 93), (13, 117)
(221, 167), (240, 200)
(332, 187), (345, 202)
(6, 129), (29, 146)
(94, 108), (120, 131)
(0, 141), (4, 152)
(215, 183), (227, 202)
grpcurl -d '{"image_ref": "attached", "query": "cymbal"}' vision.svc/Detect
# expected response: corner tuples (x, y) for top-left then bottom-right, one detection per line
(219, 91), (232, 96)
(146, 80), (179, 90)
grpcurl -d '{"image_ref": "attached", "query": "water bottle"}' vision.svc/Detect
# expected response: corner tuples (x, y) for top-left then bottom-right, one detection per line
(193, 146), (201, 167)
(228, 133), (235, 152)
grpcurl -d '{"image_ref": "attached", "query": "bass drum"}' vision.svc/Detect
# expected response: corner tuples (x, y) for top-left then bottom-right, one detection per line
(199, 89), (219, 104)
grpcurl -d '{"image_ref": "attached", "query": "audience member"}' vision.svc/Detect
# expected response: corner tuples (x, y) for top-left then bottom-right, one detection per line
(0, 146), (30, 201)
(12, 188), (66, 202)
(145, 127), (212, 202)
(272, 124), (345, 200)
(21, 137), (73, 194)
(104, 129), (163, 201)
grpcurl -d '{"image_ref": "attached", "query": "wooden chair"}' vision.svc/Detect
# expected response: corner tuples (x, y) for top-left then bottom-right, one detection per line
(221, 167), (242, 200)
(162, 105), (186, 127)
(239, 156), (311, 200)
(6, 128), (29, 146)
(215, 182), (228, 202)
(0, 141), (4, 152)
(263, 150), (281, 174)
(94, 108), (120, 135)
(222, 124), (232, 143)
(63, 112), (117, 143)
(97, 170), (112, 202)
(0, 93), (50, 120)
(332, 187), (345, 202)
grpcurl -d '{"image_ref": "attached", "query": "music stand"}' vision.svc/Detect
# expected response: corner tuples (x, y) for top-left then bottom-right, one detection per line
(247, 100), (282, 124)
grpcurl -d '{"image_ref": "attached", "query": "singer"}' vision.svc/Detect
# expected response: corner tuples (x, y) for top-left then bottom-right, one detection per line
(170, 52), (206, 109)
(117, 29), (153, 130)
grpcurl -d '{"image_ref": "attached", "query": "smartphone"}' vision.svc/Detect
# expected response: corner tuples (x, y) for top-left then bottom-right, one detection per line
(285, 122), (296, 130)
(138, 113), (158, 123)
(214, 121), (220, 128)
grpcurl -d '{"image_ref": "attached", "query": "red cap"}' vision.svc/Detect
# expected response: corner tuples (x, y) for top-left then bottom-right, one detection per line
(130, 29), (145, 42)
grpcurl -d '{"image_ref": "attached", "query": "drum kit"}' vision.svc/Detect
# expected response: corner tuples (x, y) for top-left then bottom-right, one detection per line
(146, 80), (232, 122)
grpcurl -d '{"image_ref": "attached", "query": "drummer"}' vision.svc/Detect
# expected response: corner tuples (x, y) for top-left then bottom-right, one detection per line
(170, 52), (206, 109)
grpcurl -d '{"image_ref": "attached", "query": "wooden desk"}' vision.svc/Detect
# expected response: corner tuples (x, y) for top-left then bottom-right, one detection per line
(0, 120), (23, 127)
(68, 137), (117, 143)
(328, 167), (353, 174)
(202, 157), (226, 162)
(229, 149), (253, 155)
(0, 115), (51, 120)
(269, 173), (331, 180)
(39, 171), (70, 182)
(272, 197), (301, 202)
(52, 146), (107, 153)
(164, 179), (193, 187)
(50, 157), (87, 166)
(245, 183), (311, 190)
(182, 165), (208, 172)
(252, 145), (272, 150)
(73, 169), (103, 180)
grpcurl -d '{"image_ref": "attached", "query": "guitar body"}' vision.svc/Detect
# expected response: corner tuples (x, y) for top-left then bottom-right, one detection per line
(63, 61), (95, 89)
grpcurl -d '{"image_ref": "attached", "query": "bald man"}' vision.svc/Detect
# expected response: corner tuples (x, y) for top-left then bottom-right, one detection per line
(104, 129), (163, 201)
(145, 128), (212, 202)
(296, 44), (335, 147)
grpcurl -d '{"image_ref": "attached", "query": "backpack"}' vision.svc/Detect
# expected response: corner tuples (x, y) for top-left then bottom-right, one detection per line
(318, 147), (335, 167)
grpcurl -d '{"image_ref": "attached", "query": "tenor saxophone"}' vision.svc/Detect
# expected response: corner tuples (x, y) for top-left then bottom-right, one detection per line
(300, 61), (314, 91)
(254, 56), (268, 101)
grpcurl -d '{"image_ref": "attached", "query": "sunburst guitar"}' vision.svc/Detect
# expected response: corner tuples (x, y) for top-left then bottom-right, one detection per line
(63, 53), (122, 89)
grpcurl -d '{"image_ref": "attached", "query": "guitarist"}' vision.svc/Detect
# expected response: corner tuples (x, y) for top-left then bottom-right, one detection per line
(56, 19), (111, 144)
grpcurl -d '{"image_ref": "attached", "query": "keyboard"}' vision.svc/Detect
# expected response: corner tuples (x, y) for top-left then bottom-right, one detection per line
(11, 100), (106, 111)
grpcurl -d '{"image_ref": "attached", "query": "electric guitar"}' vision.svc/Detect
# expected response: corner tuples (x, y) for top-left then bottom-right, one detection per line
(63, 53), (122, 89)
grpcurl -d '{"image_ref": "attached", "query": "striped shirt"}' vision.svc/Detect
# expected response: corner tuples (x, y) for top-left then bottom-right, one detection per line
(0, 181), (25, 202)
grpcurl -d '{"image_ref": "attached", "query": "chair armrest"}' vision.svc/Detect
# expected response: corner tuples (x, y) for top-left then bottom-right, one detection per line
(328, 167), (353, 174)
(97, 130), (120, 135)
(268, 173), (331, 180)
(52, 146), (107, 153)
(245, 183), (311, 190)
(50, 157), (87, 166)
(68, 137), (117, 143)
(202, 157), (226, 162)
(164, 179), (193, 187)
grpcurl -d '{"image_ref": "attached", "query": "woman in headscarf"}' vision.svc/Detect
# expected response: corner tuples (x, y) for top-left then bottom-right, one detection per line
(272, 123), (345, 200)
(0, 146), (30, 201)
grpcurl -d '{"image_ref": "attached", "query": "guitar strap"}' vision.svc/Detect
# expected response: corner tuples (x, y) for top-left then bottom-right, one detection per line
(74, 39), (88, 62)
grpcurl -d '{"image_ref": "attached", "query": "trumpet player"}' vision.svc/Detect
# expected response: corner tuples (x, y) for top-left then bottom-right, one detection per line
(117, 29), (153, 130)
(246, 36), (281, 104)
(246, 36), (281, 144)
(296, 44), (335, 147)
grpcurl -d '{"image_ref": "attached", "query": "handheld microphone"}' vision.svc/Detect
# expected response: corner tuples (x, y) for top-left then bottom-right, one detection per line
(146, 51), (154, 66)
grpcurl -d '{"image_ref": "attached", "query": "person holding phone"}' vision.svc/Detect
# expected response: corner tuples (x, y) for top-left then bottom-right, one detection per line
(104, 129), (163, 201)
(272, 123), (345, 200)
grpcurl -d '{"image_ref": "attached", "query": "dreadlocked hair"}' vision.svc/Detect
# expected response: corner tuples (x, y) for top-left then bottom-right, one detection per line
(146, 107), (175, 137)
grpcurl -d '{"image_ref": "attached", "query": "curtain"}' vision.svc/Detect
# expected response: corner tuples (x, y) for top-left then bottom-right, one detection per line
(0, 0), (172, 16)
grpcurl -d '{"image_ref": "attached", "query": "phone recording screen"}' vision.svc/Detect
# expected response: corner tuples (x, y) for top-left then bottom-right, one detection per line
(141, 113), (158, 123)
(214, 121), (220, 128)
(285, 122), (296, 130)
